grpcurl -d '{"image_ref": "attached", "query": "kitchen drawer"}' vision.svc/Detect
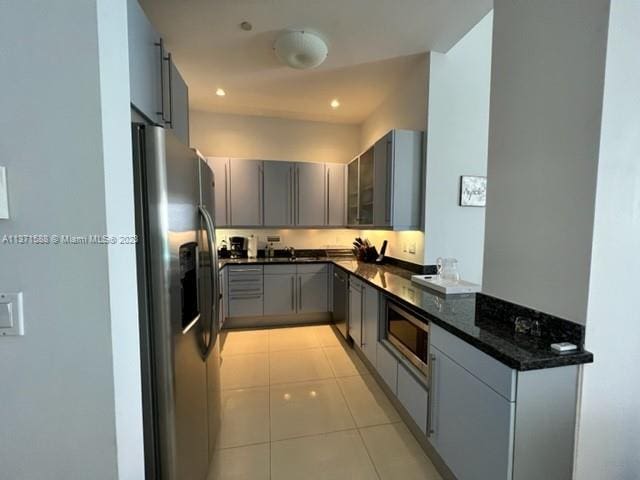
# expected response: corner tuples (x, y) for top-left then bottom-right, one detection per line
(228, 275), (263, 295)
(263, 264), (297, 275)
(296, 263), (328, 274)
(228, 265), (263, 275)
(397, 362), (428, 434)
(228, 294), (263, 317)
(376, 342), (398, 394)
(430, 323), (516, 401)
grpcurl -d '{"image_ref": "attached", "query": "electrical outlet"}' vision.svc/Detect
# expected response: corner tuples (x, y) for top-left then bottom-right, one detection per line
(402, 243), (407, 253)
(409, 243), (416, 254)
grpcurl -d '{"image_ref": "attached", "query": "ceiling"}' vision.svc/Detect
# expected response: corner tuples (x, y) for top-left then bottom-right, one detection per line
(140, 0), (492, 124)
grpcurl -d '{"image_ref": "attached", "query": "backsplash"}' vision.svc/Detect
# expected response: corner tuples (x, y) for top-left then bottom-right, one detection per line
(216, 228), (425, 264)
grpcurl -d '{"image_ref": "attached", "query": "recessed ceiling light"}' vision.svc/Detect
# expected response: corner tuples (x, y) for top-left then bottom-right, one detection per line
(330, 99), (340, 109)
(216, 88), (226, 97)
(240, 21), (253, 31)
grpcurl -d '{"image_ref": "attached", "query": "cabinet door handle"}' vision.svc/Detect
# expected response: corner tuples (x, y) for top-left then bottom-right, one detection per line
(291, 276), (295, 312)
(230, 295), (262, 300)
(154, 39), (166, 122)
(427, 353), (436, 436)
(298, 276), (302, 310)
(224, 161), (229, 225)
(385, 140), (392, 224)
(326, 167), (330, 225)
(259, 164), (264, 225)
(296, 167), (300, 225)
(164, 52), (174, 128)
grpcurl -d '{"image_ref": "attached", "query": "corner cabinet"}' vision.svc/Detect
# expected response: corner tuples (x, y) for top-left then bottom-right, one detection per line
(347, 129), (424, 230)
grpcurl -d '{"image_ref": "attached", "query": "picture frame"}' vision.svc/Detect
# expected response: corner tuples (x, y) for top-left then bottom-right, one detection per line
(459, 175), (487, 207)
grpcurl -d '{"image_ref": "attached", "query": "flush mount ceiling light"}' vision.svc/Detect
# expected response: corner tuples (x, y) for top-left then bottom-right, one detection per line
(330, 99), (340, 109)
(215, 88), (226, 97)
(273, 30), (328, 70)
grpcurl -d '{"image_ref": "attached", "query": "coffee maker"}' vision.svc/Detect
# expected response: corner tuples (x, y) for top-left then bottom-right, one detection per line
(229, 236), (248, 258)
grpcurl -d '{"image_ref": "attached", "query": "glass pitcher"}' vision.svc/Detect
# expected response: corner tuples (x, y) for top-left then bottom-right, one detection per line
(437, 257), (460, 283)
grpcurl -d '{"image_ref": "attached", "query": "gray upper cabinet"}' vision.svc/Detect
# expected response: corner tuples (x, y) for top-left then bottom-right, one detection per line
(168, 59), (190, 146)
(207, 157), (230, 227)
(358, 148), (374, 226)
(128, 0), (190, 145)
(127, 0), (162, 123)
(376, 130), (424, 230)
(229, 160), (263, 226)
(295, 163), (326, 226)
(347, 159), (359, 226)
(263, 161), (294, 227)
(210, 158), (346, 228)
(326, 163), (346, 226)
(349, 129), (424, 230)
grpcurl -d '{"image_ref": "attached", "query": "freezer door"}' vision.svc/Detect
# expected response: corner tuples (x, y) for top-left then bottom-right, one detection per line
(139, 125), (210, 480)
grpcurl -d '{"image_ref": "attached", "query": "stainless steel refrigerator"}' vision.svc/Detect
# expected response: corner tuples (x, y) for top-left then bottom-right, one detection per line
(132, 124), (221, 480)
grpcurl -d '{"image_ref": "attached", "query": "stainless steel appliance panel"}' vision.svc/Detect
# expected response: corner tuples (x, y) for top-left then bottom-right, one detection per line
(386, 301), (429, 377)
(137, 125), (210, 480)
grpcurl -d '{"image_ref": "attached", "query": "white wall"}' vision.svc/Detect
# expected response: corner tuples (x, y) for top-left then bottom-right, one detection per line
(423, 12), (493, 284)
(360, 54), (429, 149)
(482, 0), (609, 324)
(97, 0), (145, 477)
(191, 110), (361, 164)
(358, 54), (430, 264)
(574, 1), (640, 478)
(0, 1), (143, 478)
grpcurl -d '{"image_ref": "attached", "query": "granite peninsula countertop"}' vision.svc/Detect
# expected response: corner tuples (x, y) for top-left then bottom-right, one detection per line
(219, 257), (594, 371)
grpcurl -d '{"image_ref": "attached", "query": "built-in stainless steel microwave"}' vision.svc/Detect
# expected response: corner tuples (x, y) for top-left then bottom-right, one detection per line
(385, 300), (429, 377)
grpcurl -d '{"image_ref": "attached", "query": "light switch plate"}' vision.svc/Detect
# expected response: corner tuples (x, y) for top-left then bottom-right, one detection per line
(0, 292), (24, 336)
(0, 166), (9, 219)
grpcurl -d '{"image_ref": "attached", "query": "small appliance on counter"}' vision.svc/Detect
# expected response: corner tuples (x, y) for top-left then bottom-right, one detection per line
(229, 236), (248, 259)
(218, 239), (230, 259)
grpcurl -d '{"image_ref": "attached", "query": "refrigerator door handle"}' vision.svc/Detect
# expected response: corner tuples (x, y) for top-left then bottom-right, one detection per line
(199, 204), (218, 360)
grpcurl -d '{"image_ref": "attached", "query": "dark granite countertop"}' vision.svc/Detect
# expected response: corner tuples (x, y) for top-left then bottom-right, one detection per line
(219, 257), (593, 371)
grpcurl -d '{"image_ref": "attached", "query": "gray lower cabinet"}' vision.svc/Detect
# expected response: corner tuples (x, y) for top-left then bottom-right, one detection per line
(263, 273), (296, 315)
(207, 157), (230, 227)
(227, 266), (263, 317)
(298, 272), (328, 314)
(375, 342), (398, 393)
(326, 163), (346, 226)
(361, 284), (379, 365)
(263, 161), (294, 226)
(295, 163), (326, 226)
(348, 277), (363, 346)
(397, 363), (429, 435)
(229, 160), (263, 226)
(429, 344), (514, 480)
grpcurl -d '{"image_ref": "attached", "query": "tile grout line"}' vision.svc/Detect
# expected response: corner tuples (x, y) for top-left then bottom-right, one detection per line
(334, 361), (383, 480)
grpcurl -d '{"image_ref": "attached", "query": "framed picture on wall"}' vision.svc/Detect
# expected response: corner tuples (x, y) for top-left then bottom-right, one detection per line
(460, 175), (487, 207)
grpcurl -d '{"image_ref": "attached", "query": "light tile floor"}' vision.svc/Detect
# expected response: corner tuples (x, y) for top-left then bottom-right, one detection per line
(208, 324), (442, 480)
